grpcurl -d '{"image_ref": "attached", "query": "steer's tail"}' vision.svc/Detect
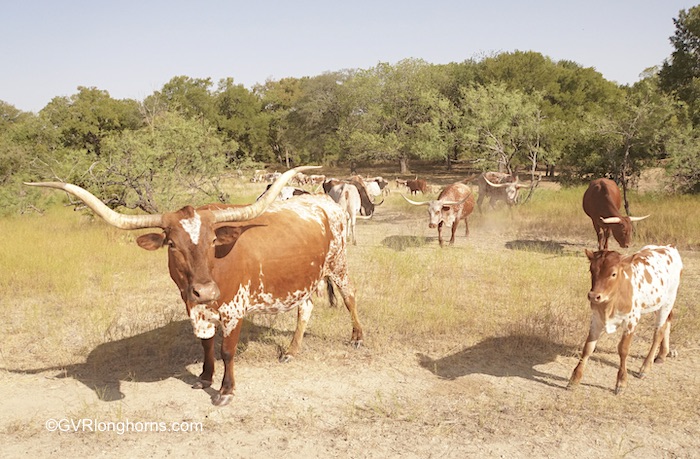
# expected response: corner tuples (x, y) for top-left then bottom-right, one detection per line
(326, 276), (339, 308)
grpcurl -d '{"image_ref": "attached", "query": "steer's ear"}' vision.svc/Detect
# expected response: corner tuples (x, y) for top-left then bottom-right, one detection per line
(136, 233), (166, 251)
(585, 249), (595, 261)
(215, 226), (245, 245)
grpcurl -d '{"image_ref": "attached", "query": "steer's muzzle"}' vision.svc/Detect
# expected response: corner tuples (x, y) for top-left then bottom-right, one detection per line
(189, 281), (221, 304)
(588, 291), (607, 304)
(429, 223), (437, 229)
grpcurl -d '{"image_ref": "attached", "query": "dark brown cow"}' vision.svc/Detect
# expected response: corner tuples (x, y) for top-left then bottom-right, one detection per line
(402, 182), (475, 247)
(25, 167), (363, 406)
(583, 178), (649, 250)
(406, 178), (428, 195)
(568, 245), (682, 394)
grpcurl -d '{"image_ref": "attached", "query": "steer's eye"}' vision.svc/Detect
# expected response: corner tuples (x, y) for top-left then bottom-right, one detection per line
(167, 240), (176, 249)
(611, 272), (617, 278)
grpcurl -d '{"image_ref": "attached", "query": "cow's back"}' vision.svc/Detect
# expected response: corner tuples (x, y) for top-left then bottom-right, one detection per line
(631, 245), (683, 314)
(439, 183), (475, 217)
(211, 195), (346, 299)
(583, 178), (622, 219)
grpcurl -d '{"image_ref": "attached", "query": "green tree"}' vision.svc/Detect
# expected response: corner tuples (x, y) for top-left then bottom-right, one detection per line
(659, 5), (700, 125)
(339, 59), (446, 173)
(87, 112), (228, 213)
(459, 83), (546, 174)
(41, 87), (141, 156)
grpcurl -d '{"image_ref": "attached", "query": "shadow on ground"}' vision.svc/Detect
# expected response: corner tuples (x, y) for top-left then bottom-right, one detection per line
(381, 235), (432, 251)
(505, 239), (583, 256)
(417, 334), (575, 389)
(4, 319), (277, 402)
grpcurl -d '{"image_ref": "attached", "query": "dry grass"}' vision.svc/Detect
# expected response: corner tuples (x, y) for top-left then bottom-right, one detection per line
(3, 173), (700, 372)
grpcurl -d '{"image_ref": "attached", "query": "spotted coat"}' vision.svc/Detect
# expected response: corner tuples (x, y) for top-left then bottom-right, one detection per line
(569, 245), (683, 394)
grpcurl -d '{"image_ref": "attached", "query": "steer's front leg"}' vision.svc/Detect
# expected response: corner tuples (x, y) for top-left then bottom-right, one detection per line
(192, 337), (215, 390)
(568, 319), (603, 389)
(213, 319), (243, 407)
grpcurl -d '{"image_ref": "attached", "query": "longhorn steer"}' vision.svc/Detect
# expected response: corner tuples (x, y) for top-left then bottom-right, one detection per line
(568, 245), (682, 394)
(476, 172), (526, 213)
(583, 178), (649, 250)
(402, 182), (475, 247)
(405, 178), (428, 195)
(323, 180), (370, 245)
(25, 167), (363, 407)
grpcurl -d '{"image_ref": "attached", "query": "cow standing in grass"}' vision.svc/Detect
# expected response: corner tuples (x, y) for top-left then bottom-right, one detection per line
(402, 182), (475, 247)
(583, 178), (649, 250)
(25, 167), (363, 407)
(568, 245), (682, 394)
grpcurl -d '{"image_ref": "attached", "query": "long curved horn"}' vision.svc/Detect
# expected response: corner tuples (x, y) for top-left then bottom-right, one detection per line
(373, 196), (385, 207)
(212, 166), (321, 223)
(23, 182), (164, 229)
(401, 194), (429, 206)
(482, 176), (510, 188)
(600, 216), (622, 224)
(629, 214), (650, 222)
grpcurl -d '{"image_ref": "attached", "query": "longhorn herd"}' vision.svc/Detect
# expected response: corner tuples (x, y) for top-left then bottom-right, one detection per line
(25, 165), (682, 402)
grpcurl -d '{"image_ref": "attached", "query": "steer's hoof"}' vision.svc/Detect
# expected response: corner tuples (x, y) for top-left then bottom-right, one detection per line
(279, 354), (294, 364)
(566, 381), (578, 391)
(670, 349), (679, 359)
(351, 339), (363, 349)
(192, 379), (212, 390)
(637, 371), (647, 380)
(614, 385), (626, 395)
(213, 393), (233, 407)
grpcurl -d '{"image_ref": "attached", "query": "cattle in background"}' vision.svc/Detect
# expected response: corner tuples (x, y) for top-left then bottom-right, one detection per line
(347, 175), (384, 216)
(324, 180), (370, 245)
(583, 178), (649, 250)
(475, 172), (527, 213)
(366, 176), (391, 196)
(256, 184), (310, 202)
(402, 182), (475, 247)
(568, 245), (683, 394)
(25, 167), (363, 407)
(405, 178), (428, 195)
(291, 171), (311, 186)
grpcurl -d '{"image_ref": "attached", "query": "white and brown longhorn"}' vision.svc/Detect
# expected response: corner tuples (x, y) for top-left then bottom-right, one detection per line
(568, 245), (682, 394)
(25, 166), (363, 407)
(402, 182), (475, 247)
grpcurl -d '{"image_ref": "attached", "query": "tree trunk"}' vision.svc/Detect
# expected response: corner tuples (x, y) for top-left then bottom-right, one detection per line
(399, 157), (410, 174)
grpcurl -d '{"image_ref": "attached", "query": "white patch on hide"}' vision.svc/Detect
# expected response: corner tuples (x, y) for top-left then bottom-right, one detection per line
(180, 212), (202, 245)
(189, 304), (220, 339)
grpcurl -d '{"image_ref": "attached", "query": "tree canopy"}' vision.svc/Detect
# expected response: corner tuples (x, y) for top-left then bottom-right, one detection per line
(4, 8), (700, 215)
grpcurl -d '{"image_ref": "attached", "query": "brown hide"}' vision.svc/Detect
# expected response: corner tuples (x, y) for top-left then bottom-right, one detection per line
(583, 178), (632, 250)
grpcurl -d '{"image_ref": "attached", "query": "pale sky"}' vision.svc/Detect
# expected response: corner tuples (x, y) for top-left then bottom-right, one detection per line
(1, 0), (695, 113)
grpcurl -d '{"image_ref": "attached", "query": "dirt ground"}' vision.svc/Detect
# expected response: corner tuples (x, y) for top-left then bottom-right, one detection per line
(2, 171), (699, 458)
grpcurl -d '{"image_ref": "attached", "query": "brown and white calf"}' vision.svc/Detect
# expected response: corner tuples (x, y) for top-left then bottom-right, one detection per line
(402, 182), (475, 247)
(568, 245), (683, 394)
(26, 167), (363, 407)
